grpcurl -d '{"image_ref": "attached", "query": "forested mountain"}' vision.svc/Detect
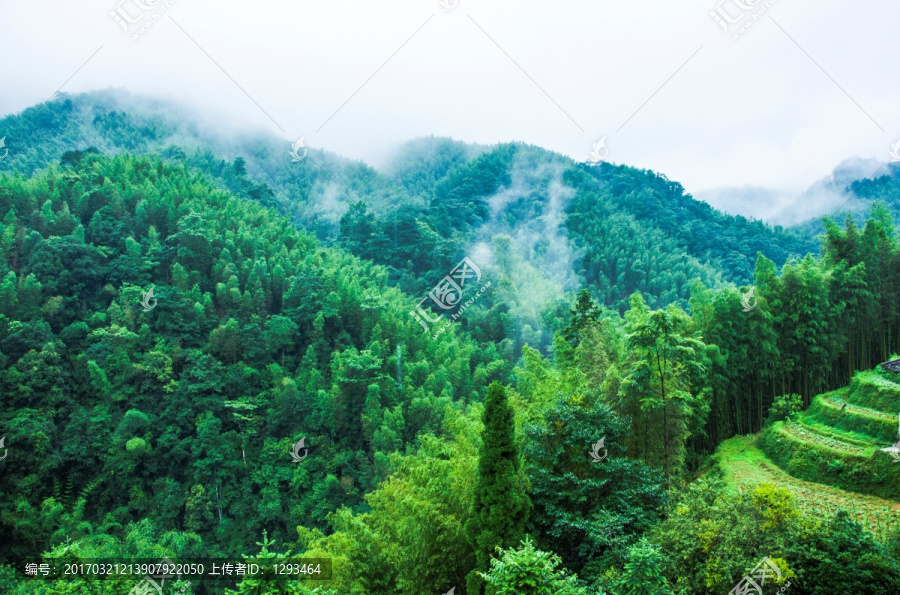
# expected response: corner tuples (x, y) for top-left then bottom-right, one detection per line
(788, 166), (900, 240)
(0, 150), (507, 575)
(0, 92), (818, 307)
(847, 171), (900, 222)
(0, 90), (827, 361)
(1, 93), (900, 594)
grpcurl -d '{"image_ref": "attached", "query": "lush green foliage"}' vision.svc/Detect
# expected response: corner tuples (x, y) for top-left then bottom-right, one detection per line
(758, 422), (900, 498)
(0, 151), (504, 571)
(757, 370), (900, 499)
(610, 539), (673, 595)
(766, 393), (804, 425)
(805, 391), (897, 443)
(2, 93), (900, 594)
(0, 91), (828, 358)
(479, 537), (588, 595)
(521, 380), (666, 583)
(621, 298), (707, 488)
(689, 206), (900, 456)
(648, 478), (900, 594)
(569, 164), (817, 285)
(846, 370), (900, 412)
(465, 382), (531, 595)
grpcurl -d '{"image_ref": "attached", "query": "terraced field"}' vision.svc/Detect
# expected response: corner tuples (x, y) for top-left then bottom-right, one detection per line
(819, 393), (895, 422)
(812, 393), (899, 443)
(713, 435), (900, 540)
(779, 420), (872, 454)
(713, 364), (900, 538)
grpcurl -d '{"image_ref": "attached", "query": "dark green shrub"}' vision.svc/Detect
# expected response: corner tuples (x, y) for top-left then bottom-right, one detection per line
(766, 394), (803, 425)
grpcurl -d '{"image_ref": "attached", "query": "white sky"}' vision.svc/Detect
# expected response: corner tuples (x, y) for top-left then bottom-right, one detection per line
(0, 0), (897, 200)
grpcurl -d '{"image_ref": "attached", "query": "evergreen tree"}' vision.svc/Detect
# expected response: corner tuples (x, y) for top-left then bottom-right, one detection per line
(614, 539), (673, 595)
(562, 289), (602, 348)
(466, 382), (532, 595)
(524, 393), (666, 584)
(225, 531), (306, 595)
(480, 536), (589, 595)
(622, 296), (706, 490)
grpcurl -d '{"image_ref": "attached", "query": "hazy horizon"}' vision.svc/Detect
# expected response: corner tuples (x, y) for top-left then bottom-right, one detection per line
(1, 0), (897, 222)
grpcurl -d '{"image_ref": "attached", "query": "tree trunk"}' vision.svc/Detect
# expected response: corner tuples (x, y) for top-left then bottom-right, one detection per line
(657, 353), (670, 491)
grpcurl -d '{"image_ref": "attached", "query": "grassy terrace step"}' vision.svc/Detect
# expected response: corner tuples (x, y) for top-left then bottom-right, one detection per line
(807, 393), (899, 444)
(758, 421), (900, 499)
(845, 370), (900, 413)
(795, 417), (882, 447)
(712, 435), (900, 541)
(781, 420), (873, 453)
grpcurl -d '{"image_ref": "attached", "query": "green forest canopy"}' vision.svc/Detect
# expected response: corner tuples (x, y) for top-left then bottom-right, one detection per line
(0, 95), (899, 593)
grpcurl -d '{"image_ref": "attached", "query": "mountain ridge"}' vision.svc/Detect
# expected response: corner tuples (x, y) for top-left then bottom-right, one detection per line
(0, 89), (843, 329)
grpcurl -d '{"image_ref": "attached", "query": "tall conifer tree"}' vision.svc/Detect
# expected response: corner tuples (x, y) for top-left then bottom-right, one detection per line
(466, 382), (532, 594)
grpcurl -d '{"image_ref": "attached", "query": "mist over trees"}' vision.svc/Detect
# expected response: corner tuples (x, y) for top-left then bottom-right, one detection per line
(1, 94), (900, 593)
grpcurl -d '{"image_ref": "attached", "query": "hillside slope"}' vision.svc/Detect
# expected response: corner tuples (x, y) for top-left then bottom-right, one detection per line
(0, 91), (819, 318)
(789, 163), (900, 238)
(712, 362), (900, 539)
(758, 367), (900, 499)
(712, 435), (900, 541)
(0, 150), (505, 561)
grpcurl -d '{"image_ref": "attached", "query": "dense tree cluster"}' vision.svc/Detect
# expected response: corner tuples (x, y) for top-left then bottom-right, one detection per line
(1, 93), (900, 594)
(689, 203), (900, 457)
(0, 152), (505, 574)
